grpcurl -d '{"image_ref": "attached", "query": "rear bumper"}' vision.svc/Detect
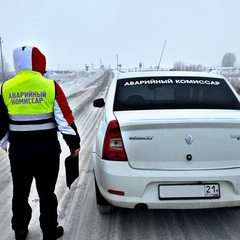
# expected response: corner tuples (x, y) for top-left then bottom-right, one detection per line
(93, 153), (240, 209)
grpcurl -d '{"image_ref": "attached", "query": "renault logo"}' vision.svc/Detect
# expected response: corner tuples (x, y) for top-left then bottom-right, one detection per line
(185, 133), (194, 145)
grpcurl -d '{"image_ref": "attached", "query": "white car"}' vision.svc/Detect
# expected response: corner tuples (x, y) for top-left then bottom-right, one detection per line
(92, 71), (240, 213)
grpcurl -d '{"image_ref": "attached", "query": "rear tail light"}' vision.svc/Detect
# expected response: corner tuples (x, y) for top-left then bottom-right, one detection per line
(102, 120), (128, 161)
(108, 189), (125, 196)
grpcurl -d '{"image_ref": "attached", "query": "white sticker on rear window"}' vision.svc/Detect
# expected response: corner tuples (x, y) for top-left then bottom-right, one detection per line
(123, 79), (220, 86)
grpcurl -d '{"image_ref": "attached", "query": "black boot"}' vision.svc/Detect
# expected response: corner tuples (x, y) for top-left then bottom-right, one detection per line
(15, 229), (28, 240)
(43, 226), (64, 240)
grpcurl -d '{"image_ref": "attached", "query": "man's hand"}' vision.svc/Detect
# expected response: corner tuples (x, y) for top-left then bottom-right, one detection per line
(71, 148), (80, 158)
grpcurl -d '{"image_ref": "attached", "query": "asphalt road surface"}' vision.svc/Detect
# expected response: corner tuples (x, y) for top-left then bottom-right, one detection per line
(1, 70), (240, 240)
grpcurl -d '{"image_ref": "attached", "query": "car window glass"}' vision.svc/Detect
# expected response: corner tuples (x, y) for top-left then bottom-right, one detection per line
(113, 77), (240, 111)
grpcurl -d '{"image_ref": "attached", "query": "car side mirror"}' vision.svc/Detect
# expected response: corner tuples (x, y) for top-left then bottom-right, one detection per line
(93, 98), (105, 108)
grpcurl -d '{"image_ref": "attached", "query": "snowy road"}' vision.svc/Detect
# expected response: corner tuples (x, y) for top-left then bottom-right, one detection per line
(1, 69), (240, 240)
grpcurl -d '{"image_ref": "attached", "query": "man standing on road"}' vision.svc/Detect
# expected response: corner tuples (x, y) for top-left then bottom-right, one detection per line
(0, 46), (81, 240)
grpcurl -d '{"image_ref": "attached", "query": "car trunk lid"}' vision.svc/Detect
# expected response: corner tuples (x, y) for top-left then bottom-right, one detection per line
(114, 109), (240, 170)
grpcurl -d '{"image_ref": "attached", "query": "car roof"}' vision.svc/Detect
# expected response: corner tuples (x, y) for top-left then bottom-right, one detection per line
(116, 71), (224, 80)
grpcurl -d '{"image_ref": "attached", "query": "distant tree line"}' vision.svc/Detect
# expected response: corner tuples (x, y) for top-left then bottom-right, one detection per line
(0, 52), (238, 82)
(172, 52), (237, 71)
(172, 61), (204, 71)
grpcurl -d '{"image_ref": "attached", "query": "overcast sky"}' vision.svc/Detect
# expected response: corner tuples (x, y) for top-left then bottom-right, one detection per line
(1, 0), (240, 71)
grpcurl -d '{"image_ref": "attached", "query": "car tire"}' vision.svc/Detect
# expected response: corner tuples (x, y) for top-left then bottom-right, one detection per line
(94, 177), (117, 214)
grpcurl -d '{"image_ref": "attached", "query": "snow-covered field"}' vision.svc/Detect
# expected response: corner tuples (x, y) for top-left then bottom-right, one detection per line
(49, 69), (105, 95)
(210, 67), (240, 90)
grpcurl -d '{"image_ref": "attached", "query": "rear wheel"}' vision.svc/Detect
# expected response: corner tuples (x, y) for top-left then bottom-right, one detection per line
(94, 177), (117, 214)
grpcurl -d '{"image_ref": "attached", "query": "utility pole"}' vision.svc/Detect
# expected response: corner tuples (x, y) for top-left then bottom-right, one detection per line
(0, 37), (5, 81)
(157, 40), (167, 71)
(116, 54), (118, 70)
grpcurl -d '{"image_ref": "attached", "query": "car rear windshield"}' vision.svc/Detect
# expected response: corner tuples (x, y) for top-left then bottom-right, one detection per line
(113, 76), (240, 111)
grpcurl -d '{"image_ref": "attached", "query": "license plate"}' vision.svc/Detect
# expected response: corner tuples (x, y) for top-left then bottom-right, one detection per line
(159, 183), (220, 200)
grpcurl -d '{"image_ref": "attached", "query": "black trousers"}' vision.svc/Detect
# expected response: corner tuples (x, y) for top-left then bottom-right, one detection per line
(9, 142), (61, 232)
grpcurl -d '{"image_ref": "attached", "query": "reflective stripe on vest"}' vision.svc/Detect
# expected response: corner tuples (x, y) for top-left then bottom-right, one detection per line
(2, 70), (56, 132)
(9, 122), (57, 131)
(9, 112), (54, 121)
